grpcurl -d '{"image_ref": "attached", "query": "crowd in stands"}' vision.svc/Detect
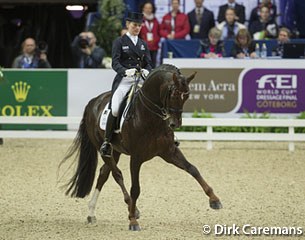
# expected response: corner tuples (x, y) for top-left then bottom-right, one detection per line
(10, 0), (304, 69)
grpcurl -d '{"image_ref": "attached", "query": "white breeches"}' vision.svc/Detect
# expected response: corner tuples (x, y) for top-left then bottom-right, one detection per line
(111, 76), (144, 117)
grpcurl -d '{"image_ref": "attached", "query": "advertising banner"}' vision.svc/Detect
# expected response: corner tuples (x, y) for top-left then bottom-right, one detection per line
(236, 69), (305, 114)
(0, 70), (67, 129)
(170, 59), (305, 117)
(181, 68), (240, 113)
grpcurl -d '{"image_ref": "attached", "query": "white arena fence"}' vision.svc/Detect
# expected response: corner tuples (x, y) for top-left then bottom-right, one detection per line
(0, 117), (305, 152)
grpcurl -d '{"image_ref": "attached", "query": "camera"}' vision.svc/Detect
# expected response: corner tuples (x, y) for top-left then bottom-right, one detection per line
(36, 41), (48, 54)
(78, 37), (90, 49)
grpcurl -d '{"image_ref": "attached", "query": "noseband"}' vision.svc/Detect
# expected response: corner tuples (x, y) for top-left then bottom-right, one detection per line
(138, 85), (189, 120)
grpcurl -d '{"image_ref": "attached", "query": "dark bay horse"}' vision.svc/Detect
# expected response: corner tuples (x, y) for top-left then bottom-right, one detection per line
(62, 64), (222, 231)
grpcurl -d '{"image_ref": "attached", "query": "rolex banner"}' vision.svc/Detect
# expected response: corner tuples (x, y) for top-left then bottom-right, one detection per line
(0, 70), (67, 130)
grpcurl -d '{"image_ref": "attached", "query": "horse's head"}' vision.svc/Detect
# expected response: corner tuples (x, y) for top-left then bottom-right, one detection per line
(161, 71), (196, 129)
(139, 64), (196, 129)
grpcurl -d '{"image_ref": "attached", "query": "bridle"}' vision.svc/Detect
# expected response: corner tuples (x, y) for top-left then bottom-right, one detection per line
(138, 84), (189, 121)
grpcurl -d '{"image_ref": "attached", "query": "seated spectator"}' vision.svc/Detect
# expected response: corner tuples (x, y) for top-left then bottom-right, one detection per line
(197, 27), (224, 58)
(160, 0), (190, 39)
(139, 0), (160, 68)
(71, 31), (105, 68)
(272, 27), (291, 57)
(188, 0), (215, 39)
(249, 5), (278, 40)
(249, 0), (277, 28)
(230, 28), (257, 59)
(217, 8), (246, 41)
(12, 38), (51, 68)
(217, 0), (245, 24)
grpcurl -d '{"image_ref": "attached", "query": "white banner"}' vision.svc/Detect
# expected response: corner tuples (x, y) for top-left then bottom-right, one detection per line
(68, 69), (114, 117)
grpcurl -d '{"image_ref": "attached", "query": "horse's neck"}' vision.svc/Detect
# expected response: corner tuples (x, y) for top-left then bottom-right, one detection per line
(141, 78), (163, 106)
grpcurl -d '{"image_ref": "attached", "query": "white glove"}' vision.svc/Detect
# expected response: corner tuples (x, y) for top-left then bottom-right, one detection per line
(141, 69), (150, 78)
(125, 68), (137, 77)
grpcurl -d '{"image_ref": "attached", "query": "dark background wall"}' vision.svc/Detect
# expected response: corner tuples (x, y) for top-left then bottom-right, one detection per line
(0, 3), (97, 68)
(0, 0), (147, 68)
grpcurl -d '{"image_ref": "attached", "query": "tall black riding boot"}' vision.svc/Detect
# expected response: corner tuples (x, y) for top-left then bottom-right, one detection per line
(100, 113), (117, 157)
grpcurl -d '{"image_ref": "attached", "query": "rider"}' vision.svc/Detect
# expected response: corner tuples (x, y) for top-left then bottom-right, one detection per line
(100, 12), (153, 157)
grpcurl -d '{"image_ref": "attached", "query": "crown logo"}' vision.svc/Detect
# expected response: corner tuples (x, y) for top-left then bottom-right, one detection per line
(11, 81), (31, 102)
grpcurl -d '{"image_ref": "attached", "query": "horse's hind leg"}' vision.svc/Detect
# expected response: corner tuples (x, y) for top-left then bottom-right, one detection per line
(160, 147), (222, 210)
(87, 150), (123, 224)
(88, 150), (139, 224)
(87, 163), (111, 224)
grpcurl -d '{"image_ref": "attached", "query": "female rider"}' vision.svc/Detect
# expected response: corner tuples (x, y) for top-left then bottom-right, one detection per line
(100, 12), (152, 157)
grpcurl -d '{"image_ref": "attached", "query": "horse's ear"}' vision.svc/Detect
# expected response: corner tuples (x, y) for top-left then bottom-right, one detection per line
(187, 72), (197, 84)
(173, 73), (179, 86)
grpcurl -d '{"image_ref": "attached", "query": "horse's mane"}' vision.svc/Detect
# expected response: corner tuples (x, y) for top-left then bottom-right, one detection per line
(152, 64), (181, 75)
(144, 64), (181, 84)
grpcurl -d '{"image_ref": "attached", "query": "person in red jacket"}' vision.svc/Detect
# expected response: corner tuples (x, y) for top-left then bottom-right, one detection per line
(139, 0), (161, 68)
(160, 0), (190, 39)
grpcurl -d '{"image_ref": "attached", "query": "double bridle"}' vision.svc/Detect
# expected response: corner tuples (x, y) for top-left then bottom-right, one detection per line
(138, 85), (189, 120)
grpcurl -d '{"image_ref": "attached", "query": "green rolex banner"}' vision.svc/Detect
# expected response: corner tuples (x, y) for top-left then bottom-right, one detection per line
(0, 70), (67, 130)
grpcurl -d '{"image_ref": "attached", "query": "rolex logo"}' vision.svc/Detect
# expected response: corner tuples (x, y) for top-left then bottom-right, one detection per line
(11, 81), (31, 102)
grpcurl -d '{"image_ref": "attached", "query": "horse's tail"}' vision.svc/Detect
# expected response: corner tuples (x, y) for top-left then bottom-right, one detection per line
(61, 106), (98, 198)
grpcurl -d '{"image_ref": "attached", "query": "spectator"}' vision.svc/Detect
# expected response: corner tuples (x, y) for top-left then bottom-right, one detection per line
(197, 27), (224, 58)
(12, 38), (51, 68)
(160, 0), (190, 39)
(249, 0), (277, 28)
(249, 5), (278, 40)
(294, 0), (305, 38)
(121, 28), (128, 36)
(71, 31), (105, 68)
(139, 0), (160, 68)
(217, 8), (246, 41)
(272, 27), (291, 57)
(187, 0), (215, 39)
(217, 0), (245, 24)
(230, 28), (257, 59)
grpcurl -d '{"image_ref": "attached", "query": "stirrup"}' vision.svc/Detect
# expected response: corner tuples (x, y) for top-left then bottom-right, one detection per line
(100, 141), (112, 157)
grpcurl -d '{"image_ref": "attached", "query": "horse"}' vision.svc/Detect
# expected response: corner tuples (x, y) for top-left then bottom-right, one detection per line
(61, 64), (222, 231)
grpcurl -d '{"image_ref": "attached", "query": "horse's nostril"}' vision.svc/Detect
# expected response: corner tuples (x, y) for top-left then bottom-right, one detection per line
(170, 123), (176, 128)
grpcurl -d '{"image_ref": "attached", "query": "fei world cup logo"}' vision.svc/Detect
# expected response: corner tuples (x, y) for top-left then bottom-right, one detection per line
(256, 74), (297, 89)
(11, 81), (31, 103)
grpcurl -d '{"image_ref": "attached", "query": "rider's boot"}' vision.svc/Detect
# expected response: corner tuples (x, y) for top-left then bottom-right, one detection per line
(100, 113), (117, 157)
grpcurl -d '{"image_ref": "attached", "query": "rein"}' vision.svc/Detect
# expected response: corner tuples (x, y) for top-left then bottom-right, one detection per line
(138, 86), (186, 120)
(138, 89), (169, 120)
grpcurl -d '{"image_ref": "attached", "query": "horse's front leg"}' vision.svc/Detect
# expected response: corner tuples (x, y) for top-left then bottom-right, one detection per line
(160, 147), (222, 209)
(128, 157), (142, 231)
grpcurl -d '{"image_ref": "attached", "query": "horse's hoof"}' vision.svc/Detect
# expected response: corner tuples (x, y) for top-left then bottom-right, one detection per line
(135, 208), (140, 219)
(210, 201), (223, 210)
(129, 224), (141, 231)
(87, 216), (97, 224)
